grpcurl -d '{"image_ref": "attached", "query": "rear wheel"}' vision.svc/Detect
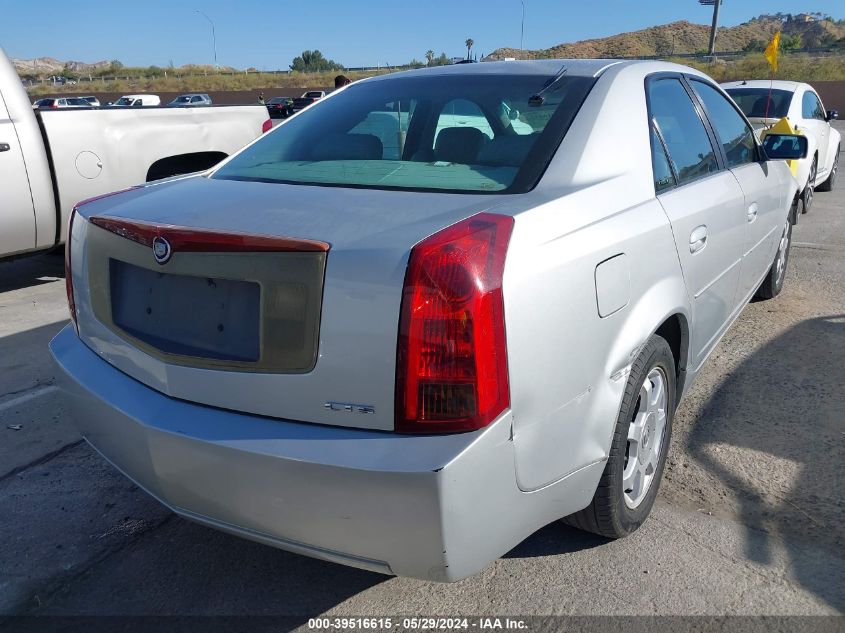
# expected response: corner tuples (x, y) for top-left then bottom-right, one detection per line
(564, 335), (675, 538)
(755, 218), (792, 300)
(802, 155), (817, 213)
(816, 146), (839, 192)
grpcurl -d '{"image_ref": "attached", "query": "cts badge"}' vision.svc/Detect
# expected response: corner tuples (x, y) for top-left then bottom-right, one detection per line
(152, 236), (172, 264)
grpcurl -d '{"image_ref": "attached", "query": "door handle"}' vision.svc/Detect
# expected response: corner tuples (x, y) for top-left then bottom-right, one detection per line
(747, 202), (759, 222)
(689, 225), (708, 254)
(0, 142), (10, 152)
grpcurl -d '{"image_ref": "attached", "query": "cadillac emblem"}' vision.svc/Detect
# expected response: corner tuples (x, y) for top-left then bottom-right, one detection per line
(152, 236), (172, 264)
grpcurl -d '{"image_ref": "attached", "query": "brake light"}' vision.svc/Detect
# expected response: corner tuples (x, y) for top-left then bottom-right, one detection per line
(65, 186), (142, 335)
(262, 119), (273, 133)
(396, 213), (513, 434)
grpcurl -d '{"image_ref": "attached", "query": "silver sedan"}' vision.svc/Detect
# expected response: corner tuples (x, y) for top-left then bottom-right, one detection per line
(52, 59), (805, 582)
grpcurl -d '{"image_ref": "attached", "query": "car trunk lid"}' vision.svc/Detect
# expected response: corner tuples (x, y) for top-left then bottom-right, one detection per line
(73, 175), (505, 431)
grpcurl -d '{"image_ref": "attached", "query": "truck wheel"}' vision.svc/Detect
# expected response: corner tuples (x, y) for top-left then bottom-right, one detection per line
(755, 218), (792, 301)
(802, 155), (817, 213)
(816, 146), (839, 192)
(564, 334), (675, 538)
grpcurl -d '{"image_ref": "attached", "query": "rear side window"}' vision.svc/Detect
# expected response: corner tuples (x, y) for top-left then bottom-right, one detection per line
(648, 78), (718, 186)
(802, 92), (825, 121)
(690, 80), (757, 168)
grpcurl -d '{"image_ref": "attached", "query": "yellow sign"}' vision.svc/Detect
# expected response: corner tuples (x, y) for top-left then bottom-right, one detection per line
(764, 32), (781, 73)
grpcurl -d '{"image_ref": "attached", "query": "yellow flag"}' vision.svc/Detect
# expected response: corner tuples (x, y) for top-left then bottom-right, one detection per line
(764, 32), (781, 73)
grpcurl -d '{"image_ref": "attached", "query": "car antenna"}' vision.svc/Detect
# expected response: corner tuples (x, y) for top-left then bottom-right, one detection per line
(529, 63), (568, 106)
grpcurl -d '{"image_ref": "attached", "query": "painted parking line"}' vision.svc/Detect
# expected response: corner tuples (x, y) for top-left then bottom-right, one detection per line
(0, 385), (58, 413)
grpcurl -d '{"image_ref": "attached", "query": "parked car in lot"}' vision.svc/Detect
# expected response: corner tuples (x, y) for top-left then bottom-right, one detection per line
(168, 93), (213, 107)
(266, 96), (294, 118)
(723, 80), (840, 212)
(32, 97), (73, 109)
(65, 97), (93, 107)
(108, 94), (161, 107)
(52, 59), (805, 582)
(292, 90), (326, 112)
(0, 47), (272, 259)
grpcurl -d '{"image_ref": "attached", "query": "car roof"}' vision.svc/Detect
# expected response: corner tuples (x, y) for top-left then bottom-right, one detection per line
(721, 80), (806, 92)
(367, 59), (630, 81)
(361, 58), (723, 86)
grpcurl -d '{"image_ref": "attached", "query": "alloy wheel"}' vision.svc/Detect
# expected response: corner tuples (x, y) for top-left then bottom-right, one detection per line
(775, 220), (791, 287)
(623, 367), (668, 509)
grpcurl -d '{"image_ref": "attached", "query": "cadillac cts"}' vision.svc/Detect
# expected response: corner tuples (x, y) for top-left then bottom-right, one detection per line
(51, 60), (806, 582)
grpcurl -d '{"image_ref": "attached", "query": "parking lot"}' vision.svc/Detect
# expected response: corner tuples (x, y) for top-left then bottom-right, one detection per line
(0, 125), (842, 625)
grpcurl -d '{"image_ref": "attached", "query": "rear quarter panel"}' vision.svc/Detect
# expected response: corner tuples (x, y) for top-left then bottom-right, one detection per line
(504, 61), (692, 493)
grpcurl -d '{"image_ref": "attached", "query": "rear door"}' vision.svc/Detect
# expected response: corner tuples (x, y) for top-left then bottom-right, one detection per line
(800, 89), (831, 180)
(648, 76), (746, 367)
(688, 78), (784, 306)
(0, 88), (36, 256)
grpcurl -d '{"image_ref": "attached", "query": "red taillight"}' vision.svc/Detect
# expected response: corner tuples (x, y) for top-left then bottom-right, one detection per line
(396, 213), (513, 434)
(65, 207), (78, 334)
(262, 119), (273, 133)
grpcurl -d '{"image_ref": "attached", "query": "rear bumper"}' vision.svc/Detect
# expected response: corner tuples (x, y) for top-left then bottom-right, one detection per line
(50, 325), (602, 581)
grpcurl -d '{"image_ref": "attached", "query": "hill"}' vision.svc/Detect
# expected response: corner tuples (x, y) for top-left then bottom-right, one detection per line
(486, 14), (845, 60)
(11, 57), (112, 75)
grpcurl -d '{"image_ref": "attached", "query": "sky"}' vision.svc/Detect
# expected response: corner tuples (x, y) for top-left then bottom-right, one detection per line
(1, 0), (843, 69)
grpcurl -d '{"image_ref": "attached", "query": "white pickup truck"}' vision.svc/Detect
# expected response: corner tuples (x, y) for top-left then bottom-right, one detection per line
(0, 48), (270, 259)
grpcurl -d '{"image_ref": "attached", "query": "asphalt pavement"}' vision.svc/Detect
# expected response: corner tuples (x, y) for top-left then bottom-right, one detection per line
(0, 126), (842, 627)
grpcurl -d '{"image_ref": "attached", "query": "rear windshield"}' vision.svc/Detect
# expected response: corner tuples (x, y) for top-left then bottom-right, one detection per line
(212, 73), (596, 194)
(724, 88), (793, 119)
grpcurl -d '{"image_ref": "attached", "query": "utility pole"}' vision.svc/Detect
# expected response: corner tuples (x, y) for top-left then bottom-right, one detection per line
(520, 0), (525, 53)
(195, 9), (218, 68)
(706, 0), (721, 56)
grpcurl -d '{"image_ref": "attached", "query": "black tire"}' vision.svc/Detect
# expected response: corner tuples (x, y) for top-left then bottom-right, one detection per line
(564, 335), (675, 538)
(802, 155), (817, 213)
(792, 195), (804, 223)
(816, 146), (839, 192)
(755, 218), (792, 301)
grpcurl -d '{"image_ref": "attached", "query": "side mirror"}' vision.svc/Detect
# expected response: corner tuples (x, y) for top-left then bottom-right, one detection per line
(826, 110), (839, 122)
(762, 134), (809, 161)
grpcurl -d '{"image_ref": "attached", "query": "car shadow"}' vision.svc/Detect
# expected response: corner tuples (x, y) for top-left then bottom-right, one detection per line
(685, 314), (845, 611)
(0, 250), (65, 293)
(504, 522), (609, 558)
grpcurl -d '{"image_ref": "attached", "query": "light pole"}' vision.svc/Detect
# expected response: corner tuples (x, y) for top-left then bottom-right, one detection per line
(520, 0), (525, 54)
(195, 9), (218, 68)
(699, 0), (722, 57)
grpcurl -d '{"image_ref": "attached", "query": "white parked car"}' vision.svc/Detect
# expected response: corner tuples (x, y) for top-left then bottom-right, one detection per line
(723, 80), (840, 211)
(32, 97), (74, 109)
(109, 94), (161, 107)
(52, 60), (805, 582)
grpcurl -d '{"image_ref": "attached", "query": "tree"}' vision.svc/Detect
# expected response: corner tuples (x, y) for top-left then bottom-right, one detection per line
(435, 52), (450, 66)
(425, 50), (435, 66)
(780, 33), (803, 51)
(290, 50), (344, 73)
(108, 59), (123, 74)
(465, 38), (474, 60)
